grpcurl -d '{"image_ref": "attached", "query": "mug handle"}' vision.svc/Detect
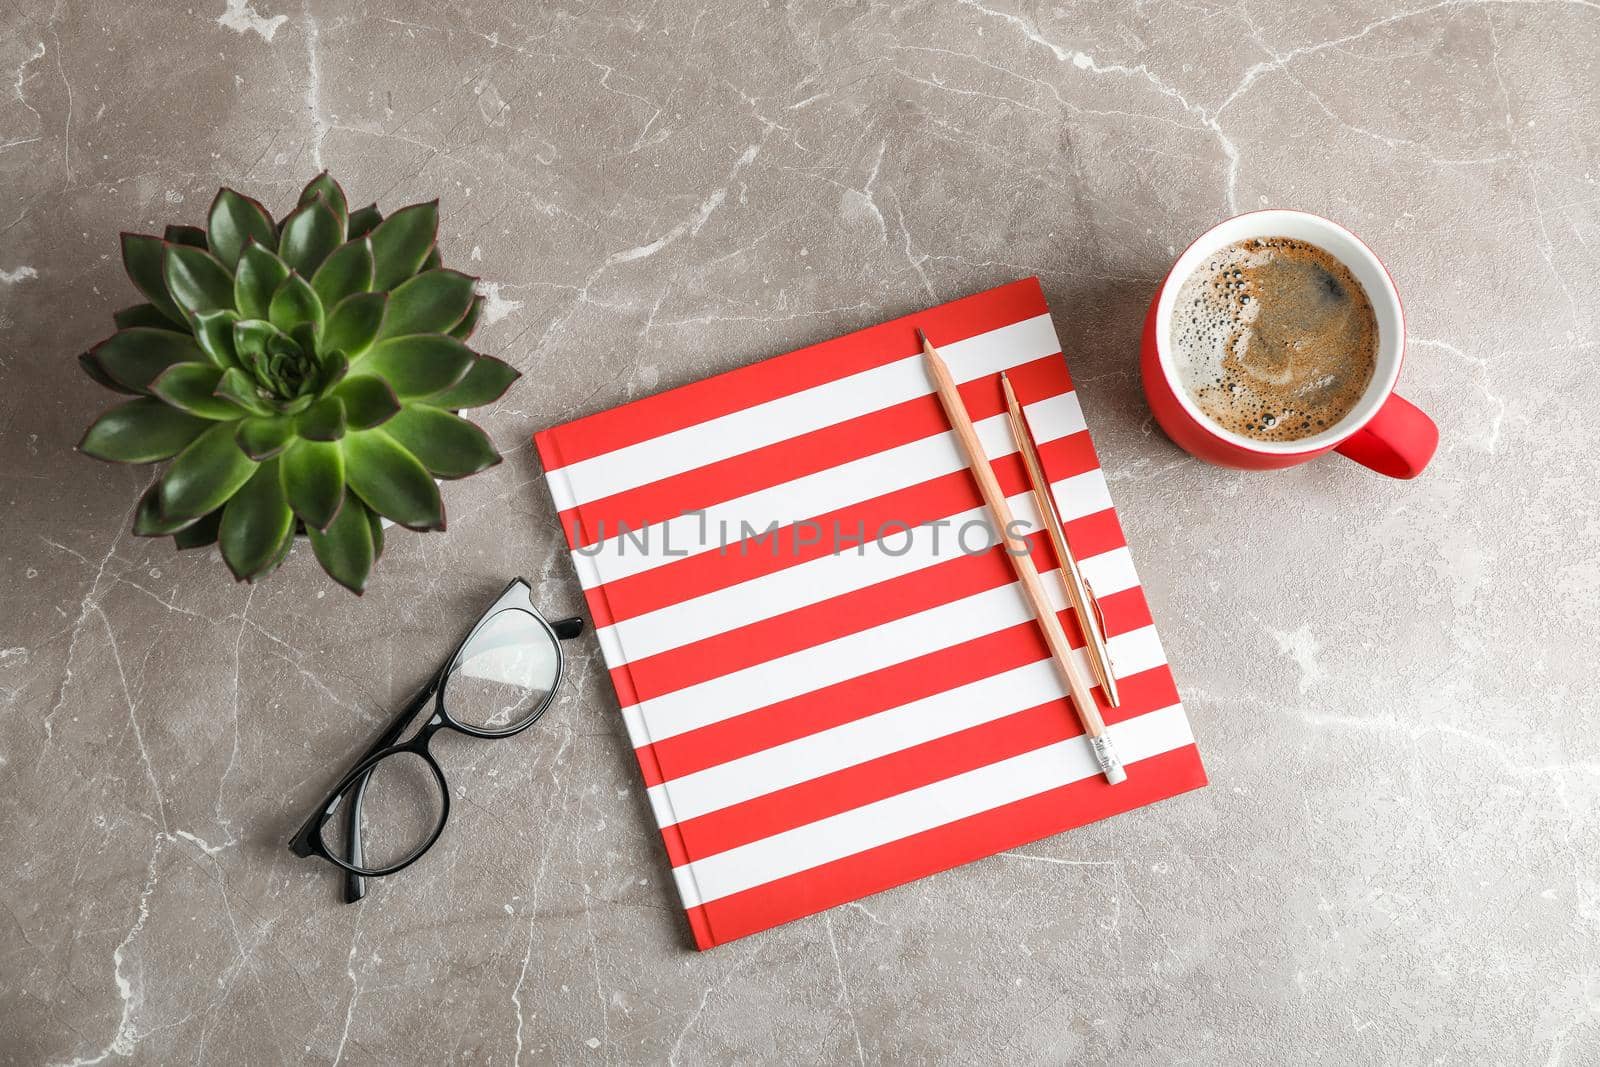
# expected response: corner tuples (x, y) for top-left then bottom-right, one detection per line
(1333, 392), (1438, 479)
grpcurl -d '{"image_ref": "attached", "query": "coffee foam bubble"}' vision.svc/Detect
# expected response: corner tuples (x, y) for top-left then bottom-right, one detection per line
(1169, 237), (1378, 443)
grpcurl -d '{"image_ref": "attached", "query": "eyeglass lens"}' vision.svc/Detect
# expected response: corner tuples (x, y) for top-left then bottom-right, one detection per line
(319, 751), (445, 872)
(443, 608), (562, 734)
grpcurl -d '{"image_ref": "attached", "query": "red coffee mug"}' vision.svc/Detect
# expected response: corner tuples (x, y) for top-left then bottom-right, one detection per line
(1141, 209), (1437, 478)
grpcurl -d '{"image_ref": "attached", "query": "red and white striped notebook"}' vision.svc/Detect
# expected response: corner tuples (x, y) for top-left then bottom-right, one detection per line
(534, 279), (1207, 949)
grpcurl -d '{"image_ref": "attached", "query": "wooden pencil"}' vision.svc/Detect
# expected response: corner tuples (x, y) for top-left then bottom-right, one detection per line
(917, 329), (1125, 785)
(1000, 372), (1122, 708)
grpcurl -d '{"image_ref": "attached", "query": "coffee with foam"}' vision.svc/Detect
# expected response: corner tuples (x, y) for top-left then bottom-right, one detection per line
(1170, 237), (1378, 443)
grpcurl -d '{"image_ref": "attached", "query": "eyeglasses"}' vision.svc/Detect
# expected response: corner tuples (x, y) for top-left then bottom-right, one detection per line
(289, 578), (584, 902)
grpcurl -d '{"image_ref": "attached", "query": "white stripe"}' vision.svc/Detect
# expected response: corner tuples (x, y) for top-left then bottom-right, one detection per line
(645, 624), (1163, 823)
(620, 550), (1160, 746)
(670, 703), (1194, 907)
(573, 391), (1084, 586)
(648, 659), (1064, 824)
(1106, 623), (1167, 678)
(602, 495), (1135, 667)
(595, 467), (1113, 668)
(547, 314), (1063, 511)
(1078, 545), (1139, 601)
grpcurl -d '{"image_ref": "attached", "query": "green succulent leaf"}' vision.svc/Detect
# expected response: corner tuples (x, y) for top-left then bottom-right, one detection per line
(79, 397), (209, 463)
(356, 334), (473, 397)
(280, 437), (345, 530)
(173, 510), (222, 550)
(332, 375), (401, 429)
(448, 294), (484, 340)
(368, 505), (384, 562)
(92, 328), (208, 392)
(164, 224), (208, 249)
(278, 197), (342, 277)
(289, 321), (320, 356)
(380, 404), (500, 479)
(298, 395), (347, 441)
(426, 354), (520, 410)
(207, 188), (276, 268)
(233, 318), (287, 364)
(268, 272), (325, 336)
(323, 291), (387, 358)
(342, 429), (444, 530)
(309, 492), (375, 594)
(369, 200), (439, 290)
(378, 269), (475, 339)
(150, 363), (245, 420)
(220, 458), (295, 582)
(314, 349), (350, 395)
(346, 203), (382, 239)
(311, 236), (373, 309)
(234, 241), (291, 320)
(235, 415), (297, 460)
(163, 244), (235, 319)
(192, 309), (242, 369)
(215, 366), (274, 416)
(265, 520), (297, 571)
(298, 173), (349, 231)
(120, 233), (184, 324)
(133, 484), (202, 536)
(113, 303), (182, 332)
(79, 351), (139, 395)
(159, 421), (259, 520)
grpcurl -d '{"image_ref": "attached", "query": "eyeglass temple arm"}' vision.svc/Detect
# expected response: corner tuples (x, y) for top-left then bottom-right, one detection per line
(288, 677), (438, 858)
(554, 616), (584, 640)
(335, 683), (441, 903)
(341, 774), (373, 903)
(337, 681), (442, 903)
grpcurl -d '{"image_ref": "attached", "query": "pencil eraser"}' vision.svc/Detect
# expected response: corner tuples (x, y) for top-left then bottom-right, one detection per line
(1088, 735), (1127, 785)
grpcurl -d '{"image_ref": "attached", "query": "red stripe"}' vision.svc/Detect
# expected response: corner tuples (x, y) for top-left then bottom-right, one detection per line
(1062, 506), (1127, 562)
(1094, 585), (1155, 635)
(683, 744), (1208, 948)
(634, 580), (1155, 789)
(660, 821), (691, 869)
(620, 529), (1061, 701)
(582, 446), (1118, 637)
(641, 623), (1040, 787)
(533, 278), (1049, 470)
(581, 584), (614, 630)
(591, 430), (1101, 630)
(617, 522), (1138, 705)
(665, 663), (1181, 861)
(559, 353), (1072, 549)
(685, 899), (715, 950)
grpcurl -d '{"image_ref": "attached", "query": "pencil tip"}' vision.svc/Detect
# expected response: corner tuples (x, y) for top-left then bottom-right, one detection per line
(915, 327), (928, 347)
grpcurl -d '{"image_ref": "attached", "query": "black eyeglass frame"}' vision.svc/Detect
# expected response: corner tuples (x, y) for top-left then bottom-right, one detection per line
(288, 577), (584, 902)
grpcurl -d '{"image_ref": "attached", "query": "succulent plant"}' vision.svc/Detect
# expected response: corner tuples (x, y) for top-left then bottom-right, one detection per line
(76, 173), (519, 593)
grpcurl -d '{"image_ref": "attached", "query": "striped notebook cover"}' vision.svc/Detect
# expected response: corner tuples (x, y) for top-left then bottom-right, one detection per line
(534, 278), (1207, 949)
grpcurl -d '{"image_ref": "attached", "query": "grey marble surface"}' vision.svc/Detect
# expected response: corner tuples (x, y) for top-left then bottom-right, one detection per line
(2, 1), (1597, 1063)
